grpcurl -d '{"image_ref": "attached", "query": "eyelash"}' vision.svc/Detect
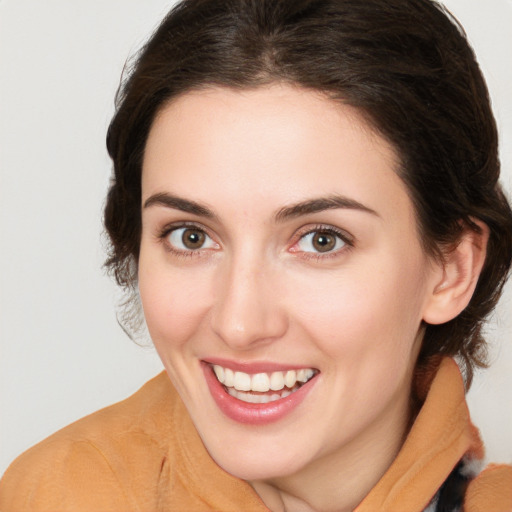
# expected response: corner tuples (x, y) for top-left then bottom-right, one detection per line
(157, 222), (354, 260)
(157, 222), (218, 259)
(291, 224), (354, 261)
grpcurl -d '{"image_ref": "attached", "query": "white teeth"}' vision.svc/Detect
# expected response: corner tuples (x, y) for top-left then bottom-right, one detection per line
(224, 368), (234, 387)
(213, 365), (225, 383)
(212, 365), (317, 394)
(269, 371), (285, 391)
(227, 387), (293, 404)
(297, 369), (314, 383)
(233, 371), (251, 391)
(285, 370), (296, 388)
(251, 373), (270, 392)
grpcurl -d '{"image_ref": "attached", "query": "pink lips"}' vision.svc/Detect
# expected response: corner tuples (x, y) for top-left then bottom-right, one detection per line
(202, 362), (318, 425)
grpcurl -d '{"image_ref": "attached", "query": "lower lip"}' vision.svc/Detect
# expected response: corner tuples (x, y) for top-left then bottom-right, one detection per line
(202, 363), (318, 425)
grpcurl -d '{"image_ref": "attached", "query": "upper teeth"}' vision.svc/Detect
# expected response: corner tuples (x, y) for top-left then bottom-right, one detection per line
(213, 365), (315, 392)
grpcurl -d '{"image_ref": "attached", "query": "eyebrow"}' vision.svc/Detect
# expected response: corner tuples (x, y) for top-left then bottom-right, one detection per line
(275, 195), (379, 222)
(143, 192), (378, 221)
(143, 192), (216, 219)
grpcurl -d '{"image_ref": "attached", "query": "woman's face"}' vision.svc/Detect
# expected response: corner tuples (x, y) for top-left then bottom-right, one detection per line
(138, 85), (442, 481)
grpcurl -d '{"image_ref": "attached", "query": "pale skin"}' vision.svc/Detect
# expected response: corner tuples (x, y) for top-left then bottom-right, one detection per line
(138, 85), (488, 512)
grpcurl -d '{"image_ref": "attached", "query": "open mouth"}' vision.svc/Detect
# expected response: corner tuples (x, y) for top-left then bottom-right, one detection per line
(211, 364), (319, 404)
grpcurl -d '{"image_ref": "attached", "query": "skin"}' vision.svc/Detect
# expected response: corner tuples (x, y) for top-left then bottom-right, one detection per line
(138, 85), (451, 512)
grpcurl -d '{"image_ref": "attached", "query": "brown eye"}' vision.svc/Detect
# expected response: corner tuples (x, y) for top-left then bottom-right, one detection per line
(182, 228), (205, 249)
(296, 229), (347, 254)
(312, 232), (336, 252)
(167, 226), (217, 251)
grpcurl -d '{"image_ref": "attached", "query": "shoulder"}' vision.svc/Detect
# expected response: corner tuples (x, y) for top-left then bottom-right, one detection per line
(0, 372), (177, 511)
(464, 463), (512, 512)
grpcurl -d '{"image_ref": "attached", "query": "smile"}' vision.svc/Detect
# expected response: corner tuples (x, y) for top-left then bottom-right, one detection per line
(203, 362), (319, 424)
(212, 365), (317, 404)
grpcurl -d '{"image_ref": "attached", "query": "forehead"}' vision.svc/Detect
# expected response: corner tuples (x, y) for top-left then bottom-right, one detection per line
(141, 85), (411, 223)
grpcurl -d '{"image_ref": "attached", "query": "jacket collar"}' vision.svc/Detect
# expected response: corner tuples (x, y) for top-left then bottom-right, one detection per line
(355, 357), (484, 511)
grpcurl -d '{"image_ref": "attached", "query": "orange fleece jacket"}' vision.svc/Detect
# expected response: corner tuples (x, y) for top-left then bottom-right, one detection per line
(1, 358), (511, 511)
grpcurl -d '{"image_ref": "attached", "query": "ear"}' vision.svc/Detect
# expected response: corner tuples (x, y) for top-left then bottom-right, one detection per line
(422, 221), (489, 325)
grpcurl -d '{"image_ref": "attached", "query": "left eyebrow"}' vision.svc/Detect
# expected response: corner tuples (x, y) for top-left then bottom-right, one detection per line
(275, 195), (379, 222)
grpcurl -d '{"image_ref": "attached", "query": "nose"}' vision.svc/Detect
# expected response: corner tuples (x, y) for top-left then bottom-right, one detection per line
(210, 255), (289, 350)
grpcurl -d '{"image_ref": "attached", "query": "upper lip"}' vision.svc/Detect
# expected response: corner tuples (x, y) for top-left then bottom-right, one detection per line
(202, 357), (318, 374)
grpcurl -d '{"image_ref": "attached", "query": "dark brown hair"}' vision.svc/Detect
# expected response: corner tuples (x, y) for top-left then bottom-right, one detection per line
(104, 0), (512, 385)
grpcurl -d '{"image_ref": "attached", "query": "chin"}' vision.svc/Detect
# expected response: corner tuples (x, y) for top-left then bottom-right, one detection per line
(204, 434), (313, 481)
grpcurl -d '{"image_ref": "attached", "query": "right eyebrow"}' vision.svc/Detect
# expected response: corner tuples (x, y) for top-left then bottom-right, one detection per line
(143, 192), (216, 219)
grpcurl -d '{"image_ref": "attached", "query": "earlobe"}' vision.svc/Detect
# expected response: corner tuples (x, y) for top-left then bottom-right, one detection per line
(422, 221), (489, 325)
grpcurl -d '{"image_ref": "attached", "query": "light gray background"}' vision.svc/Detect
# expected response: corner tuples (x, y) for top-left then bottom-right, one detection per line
(1, 0), (511, 476)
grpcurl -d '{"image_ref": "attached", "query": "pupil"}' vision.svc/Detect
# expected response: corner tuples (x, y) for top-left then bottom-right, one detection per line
(183, 229), (205, 249)
(313, 232), (335, 252)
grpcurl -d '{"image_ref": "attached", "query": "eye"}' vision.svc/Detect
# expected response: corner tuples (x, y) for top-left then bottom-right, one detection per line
(296, 229), (347, 254)
(167, 227), (217, 251)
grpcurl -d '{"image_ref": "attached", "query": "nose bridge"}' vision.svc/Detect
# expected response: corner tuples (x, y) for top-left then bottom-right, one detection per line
(210, 248), (288, 349)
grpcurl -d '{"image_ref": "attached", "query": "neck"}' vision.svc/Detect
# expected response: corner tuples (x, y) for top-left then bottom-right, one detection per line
(249, 380), (414, 512)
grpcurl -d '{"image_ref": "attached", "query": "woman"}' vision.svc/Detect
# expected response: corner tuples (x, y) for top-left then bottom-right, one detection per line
(1, 0), (511, 510)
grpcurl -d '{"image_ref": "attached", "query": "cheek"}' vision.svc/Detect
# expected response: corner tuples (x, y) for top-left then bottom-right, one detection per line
(288, 255), (427, 361)
(137, 255), (213, 352)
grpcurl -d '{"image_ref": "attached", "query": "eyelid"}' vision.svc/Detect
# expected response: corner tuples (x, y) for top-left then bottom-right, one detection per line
(155, 220), (353, 259)
(157, 221), (220, 255)
(289, 224), (354, 257)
